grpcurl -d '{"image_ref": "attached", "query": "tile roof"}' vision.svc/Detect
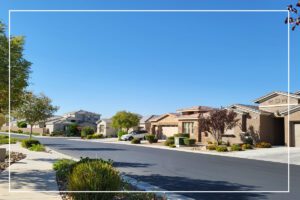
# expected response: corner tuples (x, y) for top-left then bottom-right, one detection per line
(253, 91), (300, 103)
(176, 106), (215, 112)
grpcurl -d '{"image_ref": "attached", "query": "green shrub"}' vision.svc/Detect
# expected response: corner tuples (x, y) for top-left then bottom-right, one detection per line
(242, 143), (253, 150)
(17, 121), (27, 128)
(53, 159), (76, 180)
(86, 134), (103, 139)
(145, 134), (157, 143)
(66, 123), (79, 136)
(207, 141), (213, 145)
(17, 129), (23, 133)
(21, 139), (40, 148)
(174, 133), (189, 138)
(68, 160), (121, 200)
(117, 131), (127, 141)
(81, 126), (95, 138)
(206, 144), (216, 150)
(131, 138), (141, 144)
(0, 135), (8, 139)
(51, 131), (65, 136)
(216, 145), (228, 152)
(29, 144), (45, 151)
(0, 137), (19, 144)
(164, 136), (175, 146)
(230, 144), (242, 151)
(183, 138), (196, 146)
(256, 142), (272, 148)
(169, 144), (176, 148)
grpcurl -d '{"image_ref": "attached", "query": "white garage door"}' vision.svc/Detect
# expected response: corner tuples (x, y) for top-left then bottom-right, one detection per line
(294, 123), (300, 147)
(162, 126), (178, 138)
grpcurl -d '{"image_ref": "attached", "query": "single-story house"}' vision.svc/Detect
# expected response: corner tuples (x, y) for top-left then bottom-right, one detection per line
(96, 118), (117, 137)
(139, 115), (159, 132)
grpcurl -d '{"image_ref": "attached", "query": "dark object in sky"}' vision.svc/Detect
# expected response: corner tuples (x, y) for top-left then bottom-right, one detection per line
(297, 1), (300, 7)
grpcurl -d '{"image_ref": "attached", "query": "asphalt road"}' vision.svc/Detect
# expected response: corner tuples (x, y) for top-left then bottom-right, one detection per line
(2, 133), (300, 200)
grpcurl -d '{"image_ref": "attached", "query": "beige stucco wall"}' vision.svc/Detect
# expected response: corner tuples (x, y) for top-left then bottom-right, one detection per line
(259, 94), (298, 113)
(284, 111), (300, 146)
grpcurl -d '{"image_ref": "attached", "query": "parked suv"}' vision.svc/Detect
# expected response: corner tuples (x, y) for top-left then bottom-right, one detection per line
(120, 130), (148, 141)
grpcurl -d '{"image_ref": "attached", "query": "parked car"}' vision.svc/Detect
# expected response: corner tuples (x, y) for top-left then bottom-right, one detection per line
(120, 130), (148, 141)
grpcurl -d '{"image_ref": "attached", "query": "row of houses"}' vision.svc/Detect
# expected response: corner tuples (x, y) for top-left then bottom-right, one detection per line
(141, 91), (300, 147)
(1, 91), (299, 147)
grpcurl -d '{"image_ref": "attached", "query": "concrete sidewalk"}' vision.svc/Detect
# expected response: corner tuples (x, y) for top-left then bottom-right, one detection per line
(0, 143), (70, 200)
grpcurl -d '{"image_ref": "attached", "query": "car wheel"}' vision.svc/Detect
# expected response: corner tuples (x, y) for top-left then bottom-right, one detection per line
(128, 136), (133, 141)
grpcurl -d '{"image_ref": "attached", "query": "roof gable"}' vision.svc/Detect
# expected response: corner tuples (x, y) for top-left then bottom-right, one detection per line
(253, 91), (300, 104)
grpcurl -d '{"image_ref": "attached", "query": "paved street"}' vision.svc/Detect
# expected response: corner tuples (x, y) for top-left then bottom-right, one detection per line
(2, 133), (300, 200)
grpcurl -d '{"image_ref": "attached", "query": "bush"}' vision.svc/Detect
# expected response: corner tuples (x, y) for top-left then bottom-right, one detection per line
(66, 123), (79, 136)
(0, 135), (8, 139)
(17, 121), (27, 128)
(206, 144), (216, 150)
(256, 142), (272, 148)
(164, 136), (174, 146)
(131, 138), (141, 144)
(81, 126), (95, 138)
(230, 144), (242, 151)
(87, 134), (103, 139)
(242, 143), (253, 150)
(117, 130), (127, 140)
(21, 139), (40, 148)
(68, 160), (121, 200)
(174, 133), (189, 138)
(169, 144), (176, 148)
(17, 129), (23, 133)
(207, 141), (213, 145)
(183, 138), (196, 146)
(51, 131), (65, 136)
(0, 137), (18, 144)
(53, 159), (76, 180)
(145, 134), (157, 144)
(29, 144), (45, 152)
(216, 145), (228, 152)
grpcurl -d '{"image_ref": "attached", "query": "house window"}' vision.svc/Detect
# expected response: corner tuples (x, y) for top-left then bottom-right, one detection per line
(183, 122), (194, 134)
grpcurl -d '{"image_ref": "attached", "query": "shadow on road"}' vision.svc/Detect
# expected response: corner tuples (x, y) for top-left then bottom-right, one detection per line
(129, 174), (267, 200)
(113, 161), (154, 168)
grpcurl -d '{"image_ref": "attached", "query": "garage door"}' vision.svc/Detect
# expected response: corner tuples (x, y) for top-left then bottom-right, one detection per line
(162, 126), (178, 138)
(294, 123), (300, 147)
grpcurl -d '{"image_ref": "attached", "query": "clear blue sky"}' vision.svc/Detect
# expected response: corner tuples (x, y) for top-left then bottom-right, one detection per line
(0, 0), (299, 117)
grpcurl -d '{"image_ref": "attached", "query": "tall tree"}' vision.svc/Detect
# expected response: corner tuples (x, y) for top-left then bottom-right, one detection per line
(0, 20), (31, 114)
(199, 109), (239, 144)
(14, 92), (58, 138)
(285, 2), (300, 31)
(112, 111), (141, 132)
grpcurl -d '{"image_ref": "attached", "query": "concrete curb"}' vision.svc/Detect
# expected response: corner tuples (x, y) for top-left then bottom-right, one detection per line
(46, 147), (194, 200)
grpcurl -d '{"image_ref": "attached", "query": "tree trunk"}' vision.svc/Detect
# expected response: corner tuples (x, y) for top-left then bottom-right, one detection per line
(30, 125), (33, 139)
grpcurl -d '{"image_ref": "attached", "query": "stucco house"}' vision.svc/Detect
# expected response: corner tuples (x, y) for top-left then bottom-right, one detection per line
(226, 91), (300, 147)
(45, 110), (101, 134)
(96, 118), (117, 137)
(139, 115), (158, 132)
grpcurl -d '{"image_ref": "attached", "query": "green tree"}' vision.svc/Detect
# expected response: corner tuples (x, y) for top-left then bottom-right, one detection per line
(0, 21), (32, 114)
(66, 123), (79, 136)
(0, 113), (5, 127)
(14, 92), (58, 138)
(111, 111), (141, 132)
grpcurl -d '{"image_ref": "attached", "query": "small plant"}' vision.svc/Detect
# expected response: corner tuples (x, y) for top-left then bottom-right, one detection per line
(131, 138), (141, 144)
(21, 139), (40, 148)
(145, 134), (157, 144)
(68, 160), (121, 200)
(174, 133), (189, 138)
(87, 134), (103, 139)
(256, 142), (272, 148)
(17, 129), (23, 133)
(164, 136), (174, 146)
(53, 159), (76, 180)
(242, 143), (252, 150)
(207, 141), (213, 145)
(206, 144), (216, 150)
(28, 144), (45, 151)
(17, 121), (27, 128)
(117, 130), (127, 141)
(230, 144), (242, 151)
(169, 144), (176, 148)
(81, 126), (95, 138)
(216, 145), (228, 152)
(183, 138), (196, 146)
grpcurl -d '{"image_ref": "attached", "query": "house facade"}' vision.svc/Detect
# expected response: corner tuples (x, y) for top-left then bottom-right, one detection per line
(227, 91), (300, 147)
(96, 119), (117, 137)
(45, 110), (101, 134)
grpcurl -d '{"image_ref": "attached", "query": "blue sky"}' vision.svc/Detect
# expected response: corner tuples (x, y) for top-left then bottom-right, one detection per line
(0, 0), (298, 117)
